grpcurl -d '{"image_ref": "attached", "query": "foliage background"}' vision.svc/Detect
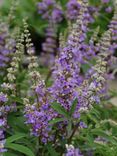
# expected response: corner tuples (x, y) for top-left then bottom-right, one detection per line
(0, 0), (117, 156)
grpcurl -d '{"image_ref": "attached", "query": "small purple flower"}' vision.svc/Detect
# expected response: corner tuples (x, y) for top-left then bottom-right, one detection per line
(37, 0), (63, 23)
(0, 22), (15, 70)
(52, 8), (63, 23)
(79, 122), (87, 129)
(105, 6), (112, 13)
(109, 6), (117, 50)
(0, 92), (16, 154)
(65, 145), (83, 156)
(0, 140), (7, 153)
(66, 0), (81, 20)
(0, 119), (6, 127)
(0, 92), (8, 103)
(40, 23), (57, 66)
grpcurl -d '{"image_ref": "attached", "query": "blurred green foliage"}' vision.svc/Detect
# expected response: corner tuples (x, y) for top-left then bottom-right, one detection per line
(0, 0), (113, 37)
(0, 0), (48, 35)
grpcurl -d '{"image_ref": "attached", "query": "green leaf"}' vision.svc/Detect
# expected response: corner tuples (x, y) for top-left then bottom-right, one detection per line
(16, 70), (27, 83)
(91, 129), (117, 145)
(3, 152), (18, 156)
(87, 113), (98, 123)
(47, 144), (59, 156)
(51, 102), (69, 118)
(9, 96), (23, 104)
(6, 133), (27, 143)
(49, 118), (64, 124)
(67, 121), (72, 137)
(69, 99), (77, 116)
(5, 143), (35, 156)
(8, 115), (28, 133)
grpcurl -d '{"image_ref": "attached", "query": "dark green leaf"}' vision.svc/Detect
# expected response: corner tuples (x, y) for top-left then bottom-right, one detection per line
(6, 133), (27, 143)
(49, 118), (64, 124)
(69, 99), (77, 116)
(5, 143), (35, 156)
(9, 96), (23, 104)
(51, 103), (69, 118)
(3, 152), (18, 156)
(47, 144), (59, 156)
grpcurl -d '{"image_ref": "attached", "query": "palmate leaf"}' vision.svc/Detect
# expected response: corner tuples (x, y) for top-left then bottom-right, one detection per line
(51, 102), (69, 118)
(9, 96), (23, 104)
(5, 143), (35, 156)
(8, 114), (29, 134)
(91, 129), (117, 145)
(49, 118), (64, 124)
(87, 113), (98, 123)
(16, 70), (27, 83)
(3, 152), (18, 156)
(69, 99), (78, 116)
(46, 144), (59, 156)
(6, 133), (27, 143)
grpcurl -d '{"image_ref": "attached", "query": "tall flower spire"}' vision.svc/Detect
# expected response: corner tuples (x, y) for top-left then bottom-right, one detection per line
(0, 31), (23, 155)
(0, 21), (15, 71)
(0, 32), (24, 152)
(50, 0), (90, 112)
(66, 0), (81, 21)
(109, 1), (117, 50)
(23, 20), (56, 143)
(38, 0), (63, 66)
(40, 22), (57, 67)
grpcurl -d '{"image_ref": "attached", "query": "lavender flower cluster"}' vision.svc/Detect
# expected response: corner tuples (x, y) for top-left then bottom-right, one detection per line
(65, 144), (83, 156)
(66, 0), (95, 22)
(109, 4), (117, 49)
(66, 0), (81, 21)
(40, 23), (57, 67)
(0, 22), (15, 71)
(0, 91), (16, 153)
(38, 0), (64, 66)
(38, 0), (63, 23)
(0, 92), (8, 153)
(0, 25), (24, 154)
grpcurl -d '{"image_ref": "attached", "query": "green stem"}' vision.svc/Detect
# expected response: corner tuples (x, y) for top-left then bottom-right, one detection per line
(68, 123), (79, 144)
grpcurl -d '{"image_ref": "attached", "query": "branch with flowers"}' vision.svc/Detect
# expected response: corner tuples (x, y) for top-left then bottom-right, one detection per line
(0, 0), (117, 156)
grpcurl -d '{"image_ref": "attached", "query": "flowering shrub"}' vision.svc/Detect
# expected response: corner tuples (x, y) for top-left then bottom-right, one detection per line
(0, 0), (117, 156)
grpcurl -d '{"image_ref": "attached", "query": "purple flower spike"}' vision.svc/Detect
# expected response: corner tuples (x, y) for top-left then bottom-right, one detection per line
(0, 92), (8, 103)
